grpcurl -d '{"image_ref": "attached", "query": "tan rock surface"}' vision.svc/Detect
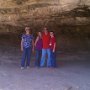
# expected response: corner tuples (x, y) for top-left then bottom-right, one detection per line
(0, 0), (90, 33)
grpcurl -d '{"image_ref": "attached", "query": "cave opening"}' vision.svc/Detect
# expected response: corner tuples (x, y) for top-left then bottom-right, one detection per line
(0, 1), (90, 90)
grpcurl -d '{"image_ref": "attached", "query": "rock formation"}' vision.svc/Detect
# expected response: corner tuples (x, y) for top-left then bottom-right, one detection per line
(0, 0), (90, 51)
(0, 0), (90, 37)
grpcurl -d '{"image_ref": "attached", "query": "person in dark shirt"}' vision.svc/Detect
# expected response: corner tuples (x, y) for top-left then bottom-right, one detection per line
(35, 31), (43, 67)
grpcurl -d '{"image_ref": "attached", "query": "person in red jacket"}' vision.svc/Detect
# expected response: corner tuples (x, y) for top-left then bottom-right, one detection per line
(49, 31), (57, 67)
(40, 27), (51, 67)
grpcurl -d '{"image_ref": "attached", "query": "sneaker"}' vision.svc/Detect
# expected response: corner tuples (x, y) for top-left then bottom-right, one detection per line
(21, 67), (24, 70)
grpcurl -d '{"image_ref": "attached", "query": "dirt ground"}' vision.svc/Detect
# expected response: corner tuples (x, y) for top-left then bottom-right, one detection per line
(0, 41), (90, 90)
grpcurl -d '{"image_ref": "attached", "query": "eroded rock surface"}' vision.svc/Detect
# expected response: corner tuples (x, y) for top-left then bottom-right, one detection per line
(0, 0), (90, 34)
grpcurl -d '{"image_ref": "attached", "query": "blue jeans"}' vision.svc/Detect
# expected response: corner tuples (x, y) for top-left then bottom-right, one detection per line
(35, 49), (42, 67)
(50, 50), (56, 67)
(21, 47), (32, 67)
(40, 49), (51, 67)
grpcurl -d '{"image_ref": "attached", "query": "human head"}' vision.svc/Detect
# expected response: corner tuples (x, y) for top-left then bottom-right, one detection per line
(25, 26), (31, 34)
(43, 27), (48, 34)
(37, 31), (42, 37)
(50, 31), (54, 37)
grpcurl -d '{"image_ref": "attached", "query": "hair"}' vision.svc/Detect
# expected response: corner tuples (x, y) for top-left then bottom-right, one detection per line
(50, 30), (54, 32)
(37, 30), (42, 33)
(25, 26), (32, 34)
(50, 31), (56, 36)
(42, 27), (48, 32)
(36, 30), (41, 34)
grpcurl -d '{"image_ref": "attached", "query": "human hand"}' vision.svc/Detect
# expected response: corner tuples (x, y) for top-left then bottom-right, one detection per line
(53, 49), (55, 53)
(21, 47), (23, 51)
(32, 48), (34, 53)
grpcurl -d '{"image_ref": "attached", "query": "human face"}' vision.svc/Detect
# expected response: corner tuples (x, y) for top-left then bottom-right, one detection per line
(43, 27), (48, 34)
(50, 32), (54, 37)
(38, 32), (42, 37)
(25, 27), (30, 34)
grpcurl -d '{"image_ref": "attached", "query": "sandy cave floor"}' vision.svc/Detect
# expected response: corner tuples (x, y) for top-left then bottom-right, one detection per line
(0, 43), (90, 90)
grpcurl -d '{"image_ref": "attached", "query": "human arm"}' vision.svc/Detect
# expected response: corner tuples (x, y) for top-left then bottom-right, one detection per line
(53, 37), (56, 53)
(21, 39), (23, 51)
(53, 42), (56, 53)
(34, 36), (39, 47)
(32, 39), (35, 53)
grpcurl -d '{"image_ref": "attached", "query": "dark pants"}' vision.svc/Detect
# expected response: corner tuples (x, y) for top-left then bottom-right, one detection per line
(35, 49), (42, 67)
(21, 47), (32, 67)
(50, 50), (57, 67)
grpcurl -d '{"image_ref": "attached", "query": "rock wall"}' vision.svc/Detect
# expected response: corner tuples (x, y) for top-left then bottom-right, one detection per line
(0, 0), (90, 36)
(0, 0), (90, 51)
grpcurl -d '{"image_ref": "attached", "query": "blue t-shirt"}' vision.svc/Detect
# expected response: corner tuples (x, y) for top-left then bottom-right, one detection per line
(22, 34), (33, 48)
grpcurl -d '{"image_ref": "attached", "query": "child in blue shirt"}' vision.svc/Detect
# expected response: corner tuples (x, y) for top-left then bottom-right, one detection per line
(21, 27), (34, 69)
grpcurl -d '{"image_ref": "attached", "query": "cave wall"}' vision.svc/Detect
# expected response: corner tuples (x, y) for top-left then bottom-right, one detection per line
(0, 0), (90, 33)
(0, 0), (90, 51)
